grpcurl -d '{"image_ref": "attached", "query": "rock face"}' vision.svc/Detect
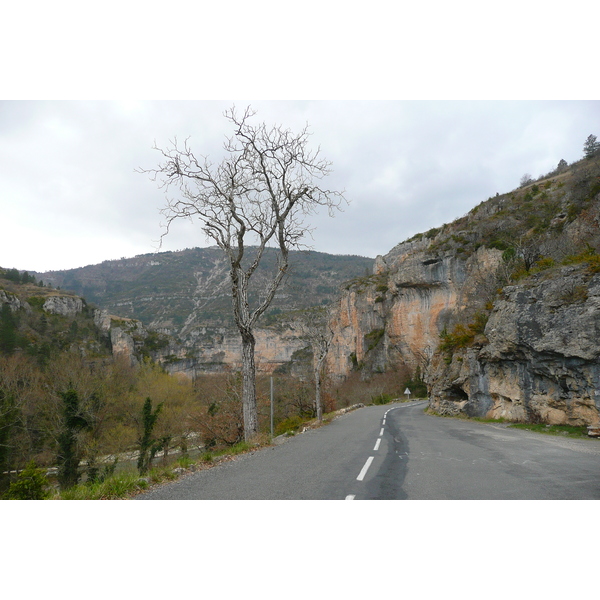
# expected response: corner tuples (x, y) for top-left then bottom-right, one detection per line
(326, 239), (501, 380)
(42, 295), (84, 317)
(93, 309), (148, 365)
(429, 266), (600, 425)
(161, 325), (309, 378)
(325, 154), (600, 426)
(0, 290), (28, 312)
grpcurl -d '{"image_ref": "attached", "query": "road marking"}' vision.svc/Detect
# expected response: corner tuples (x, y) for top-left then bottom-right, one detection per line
(345, 495), (355, 500)
(374, 438), (381, 451)
(357, 456), (374, 481)
(379, 428), (384, 436)
(382, 419), (386, 425)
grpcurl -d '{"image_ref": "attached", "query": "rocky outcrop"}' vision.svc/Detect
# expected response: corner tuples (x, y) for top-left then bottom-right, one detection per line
(42, 295), (84, 317)
(160, 322), (311, 378)
(429, 266), (600, 425)
(37, 247), (373, 377)
(93, 310), (148, 365)
(0, 290), (29, 312)
(325, 154), (600, 427)
(326, 240), (501, 380)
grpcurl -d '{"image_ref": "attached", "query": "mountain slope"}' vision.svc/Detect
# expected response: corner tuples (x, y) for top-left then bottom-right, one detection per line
(326, 152), (600, 426)
(37, 248), (373, 332)
(36, 248), (374, 375)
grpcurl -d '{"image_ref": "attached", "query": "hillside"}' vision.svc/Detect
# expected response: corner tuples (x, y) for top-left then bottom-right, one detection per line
(0, 270), (111, 361)
(35, 248), (374, 375)
(37, 248), (373, 335)
(326, 151), (600, 427)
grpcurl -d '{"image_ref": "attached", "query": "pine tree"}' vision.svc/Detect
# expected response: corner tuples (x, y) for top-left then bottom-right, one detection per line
(0, 389), (19, 494)
(56, 388), (90, 489)
(137, 397), (163, 475)
(0, 304), (17, 354)
(583, 134), (600, 159)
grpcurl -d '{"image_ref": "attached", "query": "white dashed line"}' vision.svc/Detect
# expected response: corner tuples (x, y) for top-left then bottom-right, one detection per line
(345, 495), (355, 500)
(357, 456), (374, 481)
(352, 402), (429, 492)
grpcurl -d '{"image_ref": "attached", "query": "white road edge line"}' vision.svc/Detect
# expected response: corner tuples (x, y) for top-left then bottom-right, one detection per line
(345, 495), (355, 500)
(357, 456), (374, 481)
(374, 438), (381, 451)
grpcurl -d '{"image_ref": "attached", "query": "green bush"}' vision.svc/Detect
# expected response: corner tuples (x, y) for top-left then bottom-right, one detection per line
(274, 414), (306, 436)
(176, 455), (194, 469)
(439, 312), (489, 355)
(531, 257), (556, 273)
(371, 393), (394, 405)
(489, 239), (510, 251)
(562, 246), (600, 273)
(4, 461), (51, 500)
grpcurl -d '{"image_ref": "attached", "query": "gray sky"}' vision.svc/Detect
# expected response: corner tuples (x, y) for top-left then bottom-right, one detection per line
(2, 100), (598, 273)
(1, 3), (598, 273)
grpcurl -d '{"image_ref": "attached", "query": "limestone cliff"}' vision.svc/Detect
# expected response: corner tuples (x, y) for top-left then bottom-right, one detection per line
(428, 264), (600, 425)
(327, 240), (501, 379)
(326, 152), (600, 426)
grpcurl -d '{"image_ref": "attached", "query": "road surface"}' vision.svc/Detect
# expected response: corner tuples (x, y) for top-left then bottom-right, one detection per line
(133, 401), (600, 500)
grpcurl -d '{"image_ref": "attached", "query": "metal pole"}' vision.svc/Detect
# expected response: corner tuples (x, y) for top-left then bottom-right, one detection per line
(270, 376), (274, 438)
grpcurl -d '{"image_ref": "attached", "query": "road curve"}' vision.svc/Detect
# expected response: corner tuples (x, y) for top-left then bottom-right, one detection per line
(362, 401), (600, 499)
(133, 401), (600, 500)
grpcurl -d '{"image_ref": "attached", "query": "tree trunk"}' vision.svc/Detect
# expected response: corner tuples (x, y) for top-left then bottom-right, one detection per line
(240, 331), (258, 441)
(315, 368), (323, 422)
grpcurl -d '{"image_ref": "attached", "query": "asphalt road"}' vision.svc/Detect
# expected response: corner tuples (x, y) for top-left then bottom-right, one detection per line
(133, 401), (600, 500)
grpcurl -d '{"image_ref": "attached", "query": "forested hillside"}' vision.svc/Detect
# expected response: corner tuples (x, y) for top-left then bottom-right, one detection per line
(0, 266), (384, 499)
(36, 248), (374, 337)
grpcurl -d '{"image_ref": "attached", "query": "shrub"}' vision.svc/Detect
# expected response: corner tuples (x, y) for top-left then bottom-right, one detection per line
(4, 461), (51, 500)
(562, 245), (600, 272)
(561, 284), (589, 304)
(425, 227), (441, 239)
(489, 239), (510, 251)
(371, 393), (394, 405)
(176, 455), (194, 469)
(531, 257), (556, 273)
(438, 312), (489, 355)
(59, 471), (148, 500)
(274, 414), (307, 436)
(365, 328), (385, 351)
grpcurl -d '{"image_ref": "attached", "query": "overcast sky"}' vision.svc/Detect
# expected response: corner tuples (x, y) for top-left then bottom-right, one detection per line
(1, 3), (599, 276)
(2, 100), (598, 273)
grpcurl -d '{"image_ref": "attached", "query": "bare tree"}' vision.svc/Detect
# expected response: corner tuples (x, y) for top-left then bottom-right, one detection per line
(141, 106), (345, 441)
(303, 308), (334, 421)
(520, 173), (534, 187)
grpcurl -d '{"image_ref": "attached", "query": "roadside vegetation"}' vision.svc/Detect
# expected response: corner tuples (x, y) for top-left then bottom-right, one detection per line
(2, 265), (427, 499)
